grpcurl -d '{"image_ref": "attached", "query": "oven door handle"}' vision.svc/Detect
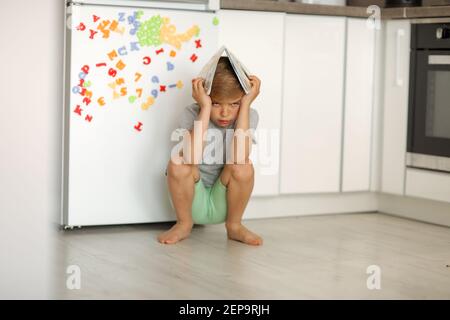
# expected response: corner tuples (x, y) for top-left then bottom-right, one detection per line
(395, 28), (405, 87)
(428, 55), (450, 65)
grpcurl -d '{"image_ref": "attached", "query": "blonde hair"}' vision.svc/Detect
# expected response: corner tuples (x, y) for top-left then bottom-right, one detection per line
(210, 56), (245, 100)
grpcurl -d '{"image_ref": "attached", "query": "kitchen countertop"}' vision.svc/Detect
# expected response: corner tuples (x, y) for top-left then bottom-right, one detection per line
(221, 0), (450, 19)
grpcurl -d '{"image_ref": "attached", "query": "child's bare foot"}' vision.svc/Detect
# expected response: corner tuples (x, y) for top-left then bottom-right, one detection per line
(157, 222), (193, 244)
(226, 223), (263, 246)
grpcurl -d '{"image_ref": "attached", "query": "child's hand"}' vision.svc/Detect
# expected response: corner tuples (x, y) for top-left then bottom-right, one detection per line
(241, 75), (261, 106)
(192, 77), (212, 108)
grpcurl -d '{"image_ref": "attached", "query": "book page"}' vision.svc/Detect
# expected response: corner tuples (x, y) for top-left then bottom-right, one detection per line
(225, 48), (252, 94)
(198, 46), (225, 95)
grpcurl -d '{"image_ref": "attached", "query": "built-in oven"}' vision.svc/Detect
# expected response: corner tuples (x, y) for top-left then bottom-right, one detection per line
(407, 21), (450, 173)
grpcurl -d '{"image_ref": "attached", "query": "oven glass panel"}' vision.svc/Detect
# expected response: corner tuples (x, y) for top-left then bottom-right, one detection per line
(425, 70), (450, 139)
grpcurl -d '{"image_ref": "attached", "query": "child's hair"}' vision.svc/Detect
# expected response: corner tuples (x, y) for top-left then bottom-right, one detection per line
(210, 56), (245, 100)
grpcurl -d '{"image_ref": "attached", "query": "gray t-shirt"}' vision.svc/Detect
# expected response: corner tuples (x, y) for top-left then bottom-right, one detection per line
(176, 102), (259, 187)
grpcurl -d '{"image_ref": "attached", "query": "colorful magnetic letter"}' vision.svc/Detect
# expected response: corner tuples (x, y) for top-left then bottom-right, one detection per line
(143, 56), (151, 65)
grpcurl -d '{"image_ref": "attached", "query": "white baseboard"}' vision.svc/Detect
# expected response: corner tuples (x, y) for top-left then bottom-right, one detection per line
(245, 192), (378, 220)
(246, 191), (450, 228)
(377, 192), (450, 227)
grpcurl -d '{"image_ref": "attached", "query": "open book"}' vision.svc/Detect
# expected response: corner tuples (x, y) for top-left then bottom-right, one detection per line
(198, 45), (252, 95)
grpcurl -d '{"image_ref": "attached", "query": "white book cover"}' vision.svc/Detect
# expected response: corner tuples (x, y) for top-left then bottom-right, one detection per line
(198, 45), (252, 95)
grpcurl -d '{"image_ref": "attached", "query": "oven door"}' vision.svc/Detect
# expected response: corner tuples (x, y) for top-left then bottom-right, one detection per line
(408, 50), (450, 167)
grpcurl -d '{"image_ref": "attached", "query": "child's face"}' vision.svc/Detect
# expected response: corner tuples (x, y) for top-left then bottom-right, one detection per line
(209, 94), (244, 127)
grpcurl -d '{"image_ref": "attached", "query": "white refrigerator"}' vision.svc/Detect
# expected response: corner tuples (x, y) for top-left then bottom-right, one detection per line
(62, 1), (219, 227)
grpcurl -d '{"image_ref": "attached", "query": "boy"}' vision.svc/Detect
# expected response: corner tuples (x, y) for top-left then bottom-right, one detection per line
(158, 57), (262, 246)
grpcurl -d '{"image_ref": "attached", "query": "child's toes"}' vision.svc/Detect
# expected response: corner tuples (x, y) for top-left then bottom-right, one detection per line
(164, 236), (178, 244)
(158, 236), (166, 243)
(158, 233), (174, 244)
(159, 234), (175, 244)
(247, 234), (263, 246)
(250, 237), (263, 246)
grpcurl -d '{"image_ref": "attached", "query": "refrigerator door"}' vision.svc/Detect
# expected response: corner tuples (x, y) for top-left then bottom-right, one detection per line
(63, 4), (218, 226)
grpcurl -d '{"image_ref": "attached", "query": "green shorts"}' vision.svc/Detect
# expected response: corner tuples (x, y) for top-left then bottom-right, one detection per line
(191, 178), (228, 225)
(166, 169), (228, 225)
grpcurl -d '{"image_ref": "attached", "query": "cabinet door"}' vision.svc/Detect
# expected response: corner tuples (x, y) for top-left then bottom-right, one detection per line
(381, 20), (411, 195)
(342, 18), (375, 192)
(280, 15), (346, 194)
(218, 10), (284, 196)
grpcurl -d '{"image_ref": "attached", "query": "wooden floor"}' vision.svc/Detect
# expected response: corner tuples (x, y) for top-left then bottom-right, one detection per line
(53, 213), (450, 299)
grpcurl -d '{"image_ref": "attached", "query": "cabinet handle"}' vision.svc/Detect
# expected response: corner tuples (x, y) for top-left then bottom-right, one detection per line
(395, 28), (405, 87)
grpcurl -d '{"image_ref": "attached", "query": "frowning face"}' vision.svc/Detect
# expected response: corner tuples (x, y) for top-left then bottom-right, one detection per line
(209, 94), (243, 127)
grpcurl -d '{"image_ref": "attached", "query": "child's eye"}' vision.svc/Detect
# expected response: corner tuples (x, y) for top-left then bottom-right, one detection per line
(212, 103), (220, 107)
(231, 103), (240, 108)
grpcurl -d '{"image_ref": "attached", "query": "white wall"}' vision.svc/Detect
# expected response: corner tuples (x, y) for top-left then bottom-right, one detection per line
(0, 0), (64, 299)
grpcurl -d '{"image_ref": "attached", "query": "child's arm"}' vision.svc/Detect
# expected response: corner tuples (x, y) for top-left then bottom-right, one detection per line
(182, 78), (212, 164)
(231, 75), (261, 164)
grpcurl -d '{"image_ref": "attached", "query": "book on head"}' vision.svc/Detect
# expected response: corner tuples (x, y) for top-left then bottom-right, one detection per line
(198, 45), (252, 95)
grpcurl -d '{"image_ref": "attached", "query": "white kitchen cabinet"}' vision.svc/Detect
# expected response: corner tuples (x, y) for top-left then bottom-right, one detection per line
(381, 20), (411, 195)
(280, 14), (346, 194)
(405, 168), (450, 203)
(342, 18), (375, 192)
(218, 10), (284, 196)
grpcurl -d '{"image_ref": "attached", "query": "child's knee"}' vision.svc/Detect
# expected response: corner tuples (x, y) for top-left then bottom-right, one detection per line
(167, 160), (199, 181)
(167, 160), (190, 178)
(229, 163), (254, 182)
